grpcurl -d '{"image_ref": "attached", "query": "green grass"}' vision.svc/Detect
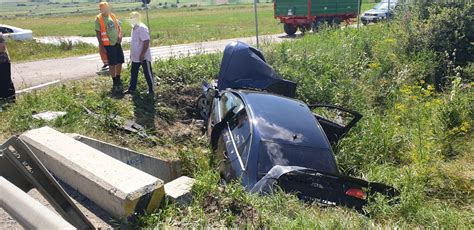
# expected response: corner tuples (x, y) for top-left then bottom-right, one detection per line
(2, 4), (281, 39)
(4, 3), (376, 62)
(0, 1), (261, 18)
(2, 2), (471, 229)
(7, 39), (97, 62)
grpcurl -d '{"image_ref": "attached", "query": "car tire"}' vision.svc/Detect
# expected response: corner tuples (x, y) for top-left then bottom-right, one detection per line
(284, 24), (297, 36)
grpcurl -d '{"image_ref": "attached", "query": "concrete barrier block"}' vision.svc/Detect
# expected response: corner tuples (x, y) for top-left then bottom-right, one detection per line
(19, 127), (164, 218)
(68, 134), (181, 183)
(164, 176), (196, 206)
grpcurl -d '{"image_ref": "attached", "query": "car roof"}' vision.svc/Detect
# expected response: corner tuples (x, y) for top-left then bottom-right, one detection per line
(234, 90), (332, 151)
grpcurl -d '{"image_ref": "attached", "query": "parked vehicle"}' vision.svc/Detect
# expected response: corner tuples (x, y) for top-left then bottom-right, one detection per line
(197, 41), (399, 212)
(274, 0), (361, 35)
(361, 0), (398, 25)
(0, 25), (33, 41)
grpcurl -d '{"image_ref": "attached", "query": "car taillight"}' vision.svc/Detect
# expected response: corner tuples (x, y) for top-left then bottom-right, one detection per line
(346, 188), (366, 199)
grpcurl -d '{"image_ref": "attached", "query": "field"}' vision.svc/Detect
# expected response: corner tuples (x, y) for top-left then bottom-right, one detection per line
(3, 2), (376, 62)
(0, 0), (261, 18)
(1, 2), (472, 229)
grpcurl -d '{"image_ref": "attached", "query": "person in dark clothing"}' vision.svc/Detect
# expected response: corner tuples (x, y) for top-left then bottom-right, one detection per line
(0, 35), (15, 102)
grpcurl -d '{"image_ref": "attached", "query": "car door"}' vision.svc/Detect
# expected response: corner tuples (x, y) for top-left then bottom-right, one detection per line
(308, 104), (362, 144)
(213, 92), (250, 182)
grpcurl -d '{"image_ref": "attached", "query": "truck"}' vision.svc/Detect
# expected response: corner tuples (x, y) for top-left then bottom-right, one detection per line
(274, 0), (361, 35)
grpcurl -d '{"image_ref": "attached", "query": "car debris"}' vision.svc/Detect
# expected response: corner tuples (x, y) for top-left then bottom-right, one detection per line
(197, 41), (399, 212)
(32, 111), (67, 121)
(83, 105), (150, 139)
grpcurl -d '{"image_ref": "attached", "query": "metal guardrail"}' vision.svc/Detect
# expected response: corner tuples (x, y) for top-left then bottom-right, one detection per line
(0, 176), (76, 230)
(0, 136), (94, 229)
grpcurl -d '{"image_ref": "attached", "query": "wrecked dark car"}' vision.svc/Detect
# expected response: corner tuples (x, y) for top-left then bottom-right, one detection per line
(197, 41), (398, 212)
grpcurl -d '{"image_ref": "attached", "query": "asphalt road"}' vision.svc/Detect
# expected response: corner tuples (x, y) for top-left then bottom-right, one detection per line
(12, 33), (296, 91)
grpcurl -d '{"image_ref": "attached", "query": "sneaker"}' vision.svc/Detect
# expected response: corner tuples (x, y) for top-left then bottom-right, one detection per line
(124, 89), (136, 95)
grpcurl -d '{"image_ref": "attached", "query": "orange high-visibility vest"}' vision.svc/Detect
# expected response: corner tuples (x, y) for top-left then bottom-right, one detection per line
(97, 13), (122, 46)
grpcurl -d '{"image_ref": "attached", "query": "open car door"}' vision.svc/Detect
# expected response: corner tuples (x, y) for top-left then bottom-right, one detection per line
(308, 104), (362, 144)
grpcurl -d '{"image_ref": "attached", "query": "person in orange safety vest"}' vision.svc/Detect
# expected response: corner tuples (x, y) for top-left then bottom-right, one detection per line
(95, 1), (124, 91)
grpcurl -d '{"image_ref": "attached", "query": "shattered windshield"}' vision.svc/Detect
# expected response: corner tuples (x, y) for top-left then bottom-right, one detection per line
(258, 141), (339, 178)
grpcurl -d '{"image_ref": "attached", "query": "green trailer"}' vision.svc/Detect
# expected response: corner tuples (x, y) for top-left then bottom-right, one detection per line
(274, 0), (361, 35)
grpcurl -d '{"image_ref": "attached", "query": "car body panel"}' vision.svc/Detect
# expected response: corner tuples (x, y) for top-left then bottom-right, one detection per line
(0, 25), (33, 41)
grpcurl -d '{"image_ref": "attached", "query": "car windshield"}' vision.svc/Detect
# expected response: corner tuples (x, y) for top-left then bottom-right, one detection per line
(373, 2), (395, 10)
(258, 141), (339, 178)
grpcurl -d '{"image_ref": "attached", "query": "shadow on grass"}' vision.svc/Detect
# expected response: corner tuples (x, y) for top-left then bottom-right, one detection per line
(132, 93), (156, 131)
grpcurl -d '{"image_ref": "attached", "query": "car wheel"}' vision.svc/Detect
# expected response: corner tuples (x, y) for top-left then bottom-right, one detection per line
(196, 94), (208, 120)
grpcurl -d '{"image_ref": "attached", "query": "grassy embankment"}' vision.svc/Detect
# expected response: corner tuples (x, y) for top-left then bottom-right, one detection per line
(4, 2), (376, 62)
(0, 2), (471, 228)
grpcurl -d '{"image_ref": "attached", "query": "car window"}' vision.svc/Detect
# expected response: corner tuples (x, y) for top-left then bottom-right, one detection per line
(373, 2), (395, 10)
(220, 92), (244, 118)
(228, 109), (251, 164)
(0, 27), (14, 34)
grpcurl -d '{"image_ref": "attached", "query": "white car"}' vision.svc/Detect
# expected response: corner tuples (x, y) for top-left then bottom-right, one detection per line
(0, 24), (33, 41)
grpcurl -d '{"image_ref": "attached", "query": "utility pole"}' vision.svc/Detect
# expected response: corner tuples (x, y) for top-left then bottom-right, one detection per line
(142, 0), (151, 40)
(388, 0), (391, 23)
(357, 0), (361, 29)
(253, 0), (260, 49)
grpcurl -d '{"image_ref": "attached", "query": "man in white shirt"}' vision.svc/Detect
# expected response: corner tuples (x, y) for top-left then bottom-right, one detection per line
(125, 11), (154, 95)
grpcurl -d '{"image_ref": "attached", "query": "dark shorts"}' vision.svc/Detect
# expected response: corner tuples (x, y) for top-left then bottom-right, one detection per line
(104, 43), (125, 66)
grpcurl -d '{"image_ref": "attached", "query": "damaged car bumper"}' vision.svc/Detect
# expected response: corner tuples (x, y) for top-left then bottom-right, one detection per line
(250, 166), (399, 212)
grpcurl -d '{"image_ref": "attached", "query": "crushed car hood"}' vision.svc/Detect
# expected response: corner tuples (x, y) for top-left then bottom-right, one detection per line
(218, 41), (296, 97)
(250, 165), (399, 212)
